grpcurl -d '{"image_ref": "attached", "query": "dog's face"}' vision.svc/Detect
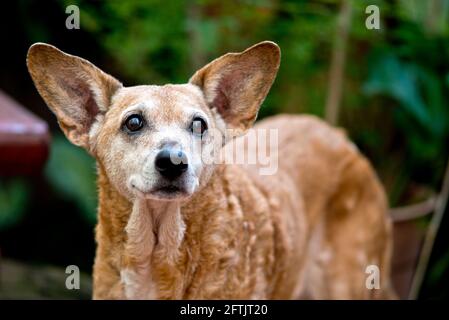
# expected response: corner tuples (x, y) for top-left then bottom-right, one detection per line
(94, 84), (221, 201)
(27, 42), (280, 202)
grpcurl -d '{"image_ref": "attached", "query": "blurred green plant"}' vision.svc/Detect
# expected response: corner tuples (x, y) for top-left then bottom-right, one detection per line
(363, 16), (449, 193)
(364, 53), (448, 167)
(0, 179), (29, 231)
(62, 0), (190, 84)
(58, 0), (339, 118)
(359, 0), (449, 298)
(45, 135), (97, 225)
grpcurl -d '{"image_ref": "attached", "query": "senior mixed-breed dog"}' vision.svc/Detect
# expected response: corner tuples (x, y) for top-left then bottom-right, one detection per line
(26, 41), (396, 299)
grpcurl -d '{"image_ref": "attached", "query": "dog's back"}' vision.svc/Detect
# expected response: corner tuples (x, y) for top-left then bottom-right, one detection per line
(232, 114), (395, 299)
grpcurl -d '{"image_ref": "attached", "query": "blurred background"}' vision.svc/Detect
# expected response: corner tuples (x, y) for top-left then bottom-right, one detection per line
(0, 0), (448, 299)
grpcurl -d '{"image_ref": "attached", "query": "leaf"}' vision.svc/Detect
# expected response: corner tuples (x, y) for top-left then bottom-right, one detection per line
(44, 135), (97, 225)
(416, 68), (447, 137)
(363, 53), (431, 128)
(0, 179), (29, 231)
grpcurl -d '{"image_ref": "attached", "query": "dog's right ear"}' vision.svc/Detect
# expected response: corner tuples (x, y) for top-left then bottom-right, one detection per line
(27, 43), (122, 150)
(189, 41), (280, 137)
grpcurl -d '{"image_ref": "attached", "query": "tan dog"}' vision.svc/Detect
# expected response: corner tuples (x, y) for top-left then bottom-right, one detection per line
(27, 41), (395, 299)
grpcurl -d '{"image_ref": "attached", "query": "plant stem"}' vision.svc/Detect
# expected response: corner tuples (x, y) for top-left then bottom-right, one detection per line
(409, 158), (449, 299)
(325, 0), (352, 125)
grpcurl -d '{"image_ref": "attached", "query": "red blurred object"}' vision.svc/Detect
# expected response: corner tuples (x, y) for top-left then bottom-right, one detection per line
(0, 90), (50, 176)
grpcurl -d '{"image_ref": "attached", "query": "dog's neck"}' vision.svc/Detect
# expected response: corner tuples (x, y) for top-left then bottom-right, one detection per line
(95, 163), (223, 298)
(96, 162), (188, 255)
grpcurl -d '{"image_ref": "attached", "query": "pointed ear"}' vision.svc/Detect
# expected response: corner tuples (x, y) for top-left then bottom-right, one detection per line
(189, 41), (280, 135)
(26, 43), (122, 150)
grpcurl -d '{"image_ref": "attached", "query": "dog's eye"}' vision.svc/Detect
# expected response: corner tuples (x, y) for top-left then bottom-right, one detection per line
(124, 114), (144, 132)
(191, 117), (208, 137)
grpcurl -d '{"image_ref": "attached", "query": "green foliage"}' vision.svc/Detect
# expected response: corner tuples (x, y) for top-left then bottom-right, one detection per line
(62, 0), (190, 84)
(362, 16), (449, 188)
(0, 179), (29, 230)
(45, 135), (97, 225)
(58, 0), (340, 117)
(364, 53), (448, 161)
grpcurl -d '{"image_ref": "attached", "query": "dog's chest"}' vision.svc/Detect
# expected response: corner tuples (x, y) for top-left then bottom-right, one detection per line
(115, 164), (304, 299)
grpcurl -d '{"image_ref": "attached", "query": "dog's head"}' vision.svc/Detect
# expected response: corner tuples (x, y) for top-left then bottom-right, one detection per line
(27, 42), (280, 202)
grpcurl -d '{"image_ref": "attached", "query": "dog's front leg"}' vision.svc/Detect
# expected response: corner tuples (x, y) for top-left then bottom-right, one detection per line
(121, 198), (157, 299)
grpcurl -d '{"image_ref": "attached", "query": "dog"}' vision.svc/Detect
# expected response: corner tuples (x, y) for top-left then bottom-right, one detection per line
(27, 41), (395, 299)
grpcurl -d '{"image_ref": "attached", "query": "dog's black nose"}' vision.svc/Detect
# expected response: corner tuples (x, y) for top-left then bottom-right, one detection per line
(155, 148), (188, 179)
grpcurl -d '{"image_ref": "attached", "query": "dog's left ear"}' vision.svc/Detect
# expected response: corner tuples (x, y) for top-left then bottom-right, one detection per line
(27, 43), (122, 151)
(189, 41), (280, 136)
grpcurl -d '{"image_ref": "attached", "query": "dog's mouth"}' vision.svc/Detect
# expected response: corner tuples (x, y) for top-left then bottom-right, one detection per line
(130, 173), (198, 201)
(132, 183), (191, 201)
(150, 184), (191, 200)
(155, 185), (181, 193)
(152, 185), (183, 195)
